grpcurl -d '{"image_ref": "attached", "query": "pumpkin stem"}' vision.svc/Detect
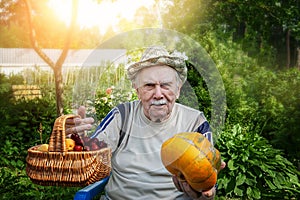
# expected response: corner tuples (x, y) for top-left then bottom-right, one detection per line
(177, 171), (186, 181)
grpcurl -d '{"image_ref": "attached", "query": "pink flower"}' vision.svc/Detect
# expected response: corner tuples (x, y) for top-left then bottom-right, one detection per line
(106, 88), (112, 95)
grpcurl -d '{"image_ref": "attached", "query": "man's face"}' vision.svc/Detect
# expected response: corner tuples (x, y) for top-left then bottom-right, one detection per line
(134, 65), (181, 122)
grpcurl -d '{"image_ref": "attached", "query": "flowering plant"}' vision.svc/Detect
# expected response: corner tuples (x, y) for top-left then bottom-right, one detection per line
(93, 86), (138, 122)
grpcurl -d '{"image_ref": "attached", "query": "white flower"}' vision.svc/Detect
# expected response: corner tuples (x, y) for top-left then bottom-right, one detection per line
(101, 97), (108, 103)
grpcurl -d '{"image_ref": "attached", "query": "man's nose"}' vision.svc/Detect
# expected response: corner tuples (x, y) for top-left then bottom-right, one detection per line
(154, 85), (163, 99)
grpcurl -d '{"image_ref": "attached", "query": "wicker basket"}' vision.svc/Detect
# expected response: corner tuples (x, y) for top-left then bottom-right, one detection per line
(26, 114), (111, 187)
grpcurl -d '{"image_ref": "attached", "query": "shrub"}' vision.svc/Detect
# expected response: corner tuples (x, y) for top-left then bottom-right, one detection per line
(242, 68), (300, 163)
(205, 33), (300, 165)
(216, 124), (300, 199)
(93, 86), (138, 122)
(0, 86), (79, 199)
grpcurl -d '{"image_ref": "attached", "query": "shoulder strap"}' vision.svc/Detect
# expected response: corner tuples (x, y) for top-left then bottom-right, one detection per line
(116, 102), (131, 148)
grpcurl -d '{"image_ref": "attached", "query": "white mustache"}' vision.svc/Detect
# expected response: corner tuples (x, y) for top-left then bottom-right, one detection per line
(151, 100), (167, 105)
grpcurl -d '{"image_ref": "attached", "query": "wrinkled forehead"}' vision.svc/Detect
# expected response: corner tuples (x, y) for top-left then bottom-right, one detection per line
(135, 65), (178, 84)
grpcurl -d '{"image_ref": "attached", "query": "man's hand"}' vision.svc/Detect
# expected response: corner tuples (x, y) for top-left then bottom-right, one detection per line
(65, 106), (95, 136)
(172, 176), (216, 200)
(172, 160), (226, 200)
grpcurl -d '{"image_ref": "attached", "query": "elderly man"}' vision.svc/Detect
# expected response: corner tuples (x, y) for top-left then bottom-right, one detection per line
(73, 46), (224, 200)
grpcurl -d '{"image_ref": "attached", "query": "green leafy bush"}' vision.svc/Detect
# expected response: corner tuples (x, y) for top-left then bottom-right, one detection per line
(204, 32), (300, 165)
(242, 68), (300, 162)
(178, 62), (212, 117)
(0, 166), (80, 200)
(0, 79), (79, 199)
(216, 124), (300, 199)
(94, 86), (138, 122)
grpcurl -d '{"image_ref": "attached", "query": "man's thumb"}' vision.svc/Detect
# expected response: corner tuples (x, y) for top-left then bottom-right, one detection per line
(78, 106), (86, 118)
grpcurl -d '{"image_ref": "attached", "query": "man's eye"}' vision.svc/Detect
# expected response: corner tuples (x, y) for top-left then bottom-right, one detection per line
(145, 83), (154, 87)
(143, 84), (155, 89)
(161, 83), (171, 89)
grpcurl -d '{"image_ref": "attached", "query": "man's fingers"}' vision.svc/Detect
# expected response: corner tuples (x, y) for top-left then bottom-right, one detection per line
(181, 181), (201, 199)
(66, 117), (78, 126)
(202, 187), (216, 199)
(173, 175), (199, 198)
(65, 117), (94, 126)
(78, 106), (86, 118)
(220, 160), (226, 170)
(74, 117), (94, 126)
(174, 178), (215, 200)
(66, 124), (93, 135)
(172, 175), (182, 191)
(75, 124), (93, 133)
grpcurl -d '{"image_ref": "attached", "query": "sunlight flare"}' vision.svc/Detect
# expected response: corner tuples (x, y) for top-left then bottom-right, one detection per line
(48, 0), (155, 34)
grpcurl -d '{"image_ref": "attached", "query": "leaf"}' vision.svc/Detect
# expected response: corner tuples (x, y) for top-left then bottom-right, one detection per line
(246, 187), (253, 197)
(241, 151), (249, 162)
(252, 166), (263, 177)
(16, 160), (24, 168)
(217, 176), (230, 190)
(11, 160), (17, 167)
(273, 177), (283, 189)
(252, 188), (261, 199)
(227, 159), (238, 170)
(236, 173), (246, 186)
(234, 186), (243, 196)
(244, 175), (257, 186)
(225, 177), (236, 194)
(237, 163), (246, 172)
(264, 178), (277, 190)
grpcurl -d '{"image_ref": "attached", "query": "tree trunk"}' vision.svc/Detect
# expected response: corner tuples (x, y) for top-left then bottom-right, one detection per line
(286, 29), (290, 68)
(24, 0), (78, 116)
(54, 67), (64, 116)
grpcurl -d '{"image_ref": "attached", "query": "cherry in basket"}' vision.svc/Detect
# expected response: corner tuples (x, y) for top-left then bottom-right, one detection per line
(71, 133), (84, 147)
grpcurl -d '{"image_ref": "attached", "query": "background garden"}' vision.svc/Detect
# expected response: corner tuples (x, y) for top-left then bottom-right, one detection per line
(0, 0), (300, 199)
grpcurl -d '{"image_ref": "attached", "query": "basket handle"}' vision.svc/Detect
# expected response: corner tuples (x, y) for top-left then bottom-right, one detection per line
(48, 114), (81, 152)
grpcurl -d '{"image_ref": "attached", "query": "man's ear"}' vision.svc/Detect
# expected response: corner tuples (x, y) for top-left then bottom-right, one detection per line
(133, 84), (141, 99)
(176, 86), (182, 99)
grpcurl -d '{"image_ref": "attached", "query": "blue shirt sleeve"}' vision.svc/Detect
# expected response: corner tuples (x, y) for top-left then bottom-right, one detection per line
(195, 121), (213, 145)
(90, 107), (119, 138)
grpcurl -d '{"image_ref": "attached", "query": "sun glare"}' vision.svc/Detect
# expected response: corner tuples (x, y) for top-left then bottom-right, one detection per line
(48, 0), (155, 34)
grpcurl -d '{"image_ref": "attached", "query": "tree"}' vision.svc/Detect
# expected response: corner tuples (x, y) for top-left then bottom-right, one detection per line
(162, 0), (214, 34)
(163, 0), (300, 69)
(23, 0), (78, 116)
(211, 0), (300, 68)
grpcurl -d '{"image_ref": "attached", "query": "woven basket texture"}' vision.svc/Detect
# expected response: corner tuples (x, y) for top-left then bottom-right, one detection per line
(26, 114), (111, 187)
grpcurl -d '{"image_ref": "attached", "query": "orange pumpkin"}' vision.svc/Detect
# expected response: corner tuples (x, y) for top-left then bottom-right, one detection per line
(161, 132), (221, 192)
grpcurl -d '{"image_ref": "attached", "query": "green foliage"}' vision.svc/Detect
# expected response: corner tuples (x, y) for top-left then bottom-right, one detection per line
(241, 68), (300, 159)
(199, 32), (300, 165)
(165, 0), (300, 68)
(0, 74), (14, 103)
(216, 124), (300, 199)
(178, 62), (212, 117)
(0, 78), (83, 199)
(224, 65), (300, 163)
(94, 86), (138, 122)
(0, 166), (80, 200)
(0, 99), (57, 168)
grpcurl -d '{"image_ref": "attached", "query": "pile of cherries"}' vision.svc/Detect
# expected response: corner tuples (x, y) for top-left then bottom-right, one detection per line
(71, 133), (107, 151)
